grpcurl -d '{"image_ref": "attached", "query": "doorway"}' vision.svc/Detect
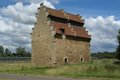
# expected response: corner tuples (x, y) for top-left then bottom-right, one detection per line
(80, 58), (84, 62)
(64, 58), (68, 64)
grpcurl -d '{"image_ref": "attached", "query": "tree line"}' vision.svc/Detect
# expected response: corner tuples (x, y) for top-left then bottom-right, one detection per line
(0, 45), (31, 57)
(92, 29), (120, 61)
(0, 29), (120, 60)
(91, 52), (116, 59)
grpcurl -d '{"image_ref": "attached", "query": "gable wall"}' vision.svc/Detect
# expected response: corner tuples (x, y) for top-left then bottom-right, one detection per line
(32, 7), (54, 65)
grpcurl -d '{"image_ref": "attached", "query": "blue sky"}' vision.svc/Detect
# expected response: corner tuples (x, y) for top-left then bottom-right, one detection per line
(55, 0), (120, 18)
(0, 0), (19, 7)
(0, 0), (120, 52)
(0, 0), (120, 18)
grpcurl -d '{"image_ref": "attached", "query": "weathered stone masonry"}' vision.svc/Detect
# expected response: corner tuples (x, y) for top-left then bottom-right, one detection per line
(31, 3), (91, 65)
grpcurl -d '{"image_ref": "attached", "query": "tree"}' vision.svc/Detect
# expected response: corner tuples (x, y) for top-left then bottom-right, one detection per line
(5, 48), (11, 56)
(91, 52), (116, 59)
(116, 29), (120, 60)
(0, 45), (4, 54)
(16, 47), (26, 57)
(24, 51), (31, 57)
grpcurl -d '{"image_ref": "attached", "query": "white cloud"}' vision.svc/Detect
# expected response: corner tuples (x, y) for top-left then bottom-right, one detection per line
(0, 0), (55, 51)
(0, 0), (120, 53)
(48, 0), (60, 4)
(85, 16), (120, 52)
(0, 17), (32, 51)
(29, 0), (44, 3)
(44, 0), (55, 8)
(28, 0), (55, 8)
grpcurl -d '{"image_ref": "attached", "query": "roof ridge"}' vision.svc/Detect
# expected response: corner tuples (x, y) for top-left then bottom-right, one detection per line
(46, 7), (81, 18)
(45, 6), (84, 24)
(66, 12), (80, 17)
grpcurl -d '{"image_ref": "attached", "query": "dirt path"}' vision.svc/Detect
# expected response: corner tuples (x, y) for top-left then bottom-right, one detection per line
(0, 74), (119, 80)
(0, 74), (85, 80)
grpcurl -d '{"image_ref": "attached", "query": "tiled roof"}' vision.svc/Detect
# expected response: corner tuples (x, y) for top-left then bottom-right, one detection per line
(46, 7), (67, 19)
(51, 22), (74, 36)
(46, 7), (84, 23)
(51, 22), (90, 39)
(66, 13), (84, 23)
(72, 27), (91, 38)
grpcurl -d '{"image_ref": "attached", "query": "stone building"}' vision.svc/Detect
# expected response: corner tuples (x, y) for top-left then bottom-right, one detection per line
(31, 3), (91, 65)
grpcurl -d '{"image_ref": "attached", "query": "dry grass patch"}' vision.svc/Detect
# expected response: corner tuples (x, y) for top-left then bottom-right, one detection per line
(0, 59), (120, 79)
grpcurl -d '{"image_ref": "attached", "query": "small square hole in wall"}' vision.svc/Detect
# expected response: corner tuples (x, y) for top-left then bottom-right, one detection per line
(59, 28), (65, 34)
(49, 57), (51, 60)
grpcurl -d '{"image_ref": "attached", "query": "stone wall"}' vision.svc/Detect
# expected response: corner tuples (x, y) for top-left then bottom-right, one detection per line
(32, 6), (54, 65)
(54, 35), (90, 65)
(32, 6), (91, 65)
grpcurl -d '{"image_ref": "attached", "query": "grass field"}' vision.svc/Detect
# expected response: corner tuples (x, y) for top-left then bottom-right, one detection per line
(0, 78), (14, 80)
(0, 59), (120, 79)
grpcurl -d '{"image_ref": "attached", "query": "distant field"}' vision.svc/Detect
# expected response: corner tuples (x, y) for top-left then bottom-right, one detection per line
(0, 59), (120, 79)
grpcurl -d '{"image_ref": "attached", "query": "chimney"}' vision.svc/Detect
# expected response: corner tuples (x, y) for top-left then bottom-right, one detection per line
(40, 3), (44, 7)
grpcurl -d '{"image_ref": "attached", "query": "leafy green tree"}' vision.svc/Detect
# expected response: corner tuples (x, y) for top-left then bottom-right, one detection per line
(91, 52), (116, 59)
(5, 48), (11, 56)
(16, 47), (26, 57)
(116, 29), (120, 60)
(0, 45), (4, 54)
(24, 51), (31, 57)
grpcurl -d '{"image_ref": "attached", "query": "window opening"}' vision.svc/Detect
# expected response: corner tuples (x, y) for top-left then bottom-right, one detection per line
(64, 58), (68, 64)
(80, 58), (83, 62)
(59, 28), (65, 34)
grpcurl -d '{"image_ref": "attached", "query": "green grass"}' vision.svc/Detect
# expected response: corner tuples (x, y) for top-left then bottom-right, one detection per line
(0, 59), (120, 79)
(0, 78), (14, 80)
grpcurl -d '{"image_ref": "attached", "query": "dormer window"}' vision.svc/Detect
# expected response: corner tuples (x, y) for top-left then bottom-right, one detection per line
(59, 28), (65, 34)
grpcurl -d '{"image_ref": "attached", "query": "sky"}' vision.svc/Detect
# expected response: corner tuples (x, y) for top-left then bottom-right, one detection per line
(0, 0), (120, 52)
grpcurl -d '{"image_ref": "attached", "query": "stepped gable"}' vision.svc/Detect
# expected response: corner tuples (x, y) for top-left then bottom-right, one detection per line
(51, 22), (90, 39)
(46, 7), (84, 23)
